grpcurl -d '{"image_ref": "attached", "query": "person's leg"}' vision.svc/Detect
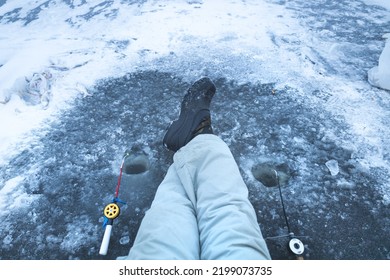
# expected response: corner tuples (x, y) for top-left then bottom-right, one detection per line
(125, 165), (200, 259)
(174, 134), (271, 260)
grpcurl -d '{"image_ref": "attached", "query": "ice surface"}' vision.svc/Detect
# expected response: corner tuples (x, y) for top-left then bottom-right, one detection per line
(1, 0), (390, 260)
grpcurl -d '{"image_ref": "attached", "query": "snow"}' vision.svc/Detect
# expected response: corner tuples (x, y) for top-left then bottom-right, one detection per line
(0, 0), (287, 164)
(0, 176), (36, 214)
(368, 34), (390, 90)
(0, 0), (390, 260)
(362, 0), (390, 10)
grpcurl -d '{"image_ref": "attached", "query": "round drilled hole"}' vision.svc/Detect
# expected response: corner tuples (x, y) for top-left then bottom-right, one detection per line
(123, 154), (150, 175)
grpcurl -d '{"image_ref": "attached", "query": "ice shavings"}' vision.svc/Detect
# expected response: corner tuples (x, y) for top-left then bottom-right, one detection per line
(0, 176), (36, 215)
(336, 178), (356, 190)
(60, 215), (99, 256)
(325, 159), (339, 176)
(368, 34), (390, 91)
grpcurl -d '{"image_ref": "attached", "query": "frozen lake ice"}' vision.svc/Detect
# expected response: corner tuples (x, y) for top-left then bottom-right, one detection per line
(0, 0), (389, 260)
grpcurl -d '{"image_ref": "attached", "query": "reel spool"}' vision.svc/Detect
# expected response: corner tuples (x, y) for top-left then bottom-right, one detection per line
(103, 203), (120, 219)
(99, 203), (121, 255)
(99, 151), (129, 256)
(289, 238), (304, 256)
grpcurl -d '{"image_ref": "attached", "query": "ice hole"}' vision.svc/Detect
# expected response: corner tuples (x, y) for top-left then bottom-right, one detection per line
(123, 154), (150, 175)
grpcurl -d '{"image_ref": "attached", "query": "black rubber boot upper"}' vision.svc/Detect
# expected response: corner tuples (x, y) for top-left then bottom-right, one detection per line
(163, 77), (216, 152)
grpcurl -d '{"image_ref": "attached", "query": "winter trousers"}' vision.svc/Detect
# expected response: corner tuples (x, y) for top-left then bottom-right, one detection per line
(123, 134), (271, 260)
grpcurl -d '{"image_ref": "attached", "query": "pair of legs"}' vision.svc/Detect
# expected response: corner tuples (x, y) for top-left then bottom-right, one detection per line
(124, 78), (270, 259)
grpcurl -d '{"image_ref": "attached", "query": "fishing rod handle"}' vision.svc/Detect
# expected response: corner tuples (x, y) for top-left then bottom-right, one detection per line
(99, 224), (112, 255)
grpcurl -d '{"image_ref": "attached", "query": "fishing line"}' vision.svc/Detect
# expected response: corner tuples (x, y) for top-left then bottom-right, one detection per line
(265, 169), (305, 258)
(275, 170), (292, 234)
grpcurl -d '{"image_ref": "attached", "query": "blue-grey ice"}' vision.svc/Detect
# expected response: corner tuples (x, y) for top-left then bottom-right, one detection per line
(1, 0), (390, 260)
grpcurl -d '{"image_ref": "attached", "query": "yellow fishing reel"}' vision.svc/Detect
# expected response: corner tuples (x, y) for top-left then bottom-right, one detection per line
(103, 203), (120, 219)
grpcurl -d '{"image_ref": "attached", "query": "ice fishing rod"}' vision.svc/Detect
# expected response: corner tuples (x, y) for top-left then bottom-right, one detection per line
(267, 170), (305, 260)
(99, 151), (130, 256)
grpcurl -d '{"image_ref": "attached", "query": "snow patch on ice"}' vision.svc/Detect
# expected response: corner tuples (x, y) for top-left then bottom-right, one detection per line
(368, 34), (390, 91)
(0, 176), (36, 215)
(362, 0), (390, 10)
(0, 0), (306, 166)
(336, 178), (356, 190)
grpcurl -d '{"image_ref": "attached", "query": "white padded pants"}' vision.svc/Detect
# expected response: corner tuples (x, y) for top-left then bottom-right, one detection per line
(124, 134), (271, 260)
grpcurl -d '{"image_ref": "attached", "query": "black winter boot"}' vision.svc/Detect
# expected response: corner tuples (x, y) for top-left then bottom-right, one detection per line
(163, 77), (216, 152)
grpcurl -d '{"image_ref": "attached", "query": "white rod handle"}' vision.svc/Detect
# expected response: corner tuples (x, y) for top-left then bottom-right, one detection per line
(99, 224), (112, 255)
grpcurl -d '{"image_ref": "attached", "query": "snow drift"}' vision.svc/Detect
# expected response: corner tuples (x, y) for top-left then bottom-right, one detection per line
(368, 34), (390, 90)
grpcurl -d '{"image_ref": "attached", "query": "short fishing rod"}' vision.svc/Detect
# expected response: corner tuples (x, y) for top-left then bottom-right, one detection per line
(267, 169), (305, 259)
(99, 151), (130, 256)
